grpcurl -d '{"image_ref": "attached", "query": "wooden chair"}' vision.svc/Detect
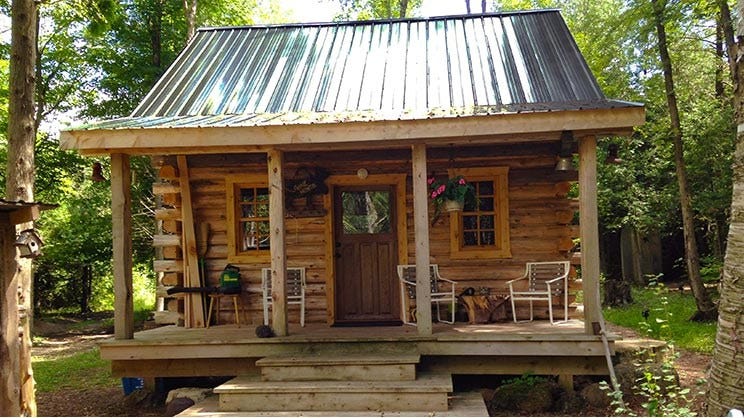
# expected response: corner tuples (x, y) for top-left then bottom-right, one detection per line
(397, 264), (456, 326)
(261, 267), (306, 327)
(506, 261), (569, 324)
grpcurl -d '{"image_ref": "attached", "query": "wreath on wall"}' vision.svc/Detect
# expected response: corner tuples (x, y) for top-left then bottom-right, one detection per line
(285, 167), (329, 214)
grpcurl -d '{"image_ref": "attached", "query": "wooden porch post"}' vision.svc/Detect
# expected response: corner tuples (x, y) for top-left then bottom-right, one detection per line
(578, 136), (601, 334)
(111, 154), (134, 339)
(267, 149), (288, 336)
(412, 144), (433, 335)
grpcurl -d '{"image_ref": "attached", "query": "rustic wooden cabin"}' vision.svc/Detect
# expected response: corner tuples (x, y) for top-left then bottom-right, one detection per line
(60, 10), (644, 415)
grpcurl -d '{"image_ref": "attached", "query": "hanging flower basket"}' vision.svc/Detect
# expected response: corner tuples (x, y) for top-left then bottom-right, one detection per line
(428, 175), (476, 216)
(443, 199), (464, 212)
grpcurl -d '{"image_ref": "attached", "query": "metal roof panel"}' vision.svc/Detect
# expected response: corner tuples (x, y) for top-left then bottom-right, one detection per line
(72, 10), (635, 132)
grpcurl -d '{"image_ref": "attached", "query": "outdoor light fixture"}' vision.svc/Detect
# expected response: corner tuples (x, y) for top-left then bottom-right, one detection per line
(605, 143), (623, 165)
(555, 131), (575, 171)
(554, 156), (573, 171)
(91, 161), (106, 182)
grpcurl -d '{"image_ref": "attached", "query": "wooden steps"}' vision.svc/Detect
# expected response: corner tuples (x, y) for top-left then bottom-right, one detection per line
(209, 353), (456, 414)
(216, 373), (452, 412)
(256, 353), (419, 381)
(178, 392), (488, 417)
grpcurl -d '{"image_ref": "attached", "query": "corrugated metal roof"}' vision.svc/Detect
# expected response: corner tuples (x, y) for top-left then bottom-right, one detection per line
(72, 10), (639, 131)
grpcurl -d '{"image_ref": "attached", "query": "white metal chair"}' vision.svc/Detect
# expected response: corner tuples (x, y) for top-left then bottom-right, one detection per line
(506, 261), (569, 324)
(261, 267), (306, 327)
(397, 264), (456, 326)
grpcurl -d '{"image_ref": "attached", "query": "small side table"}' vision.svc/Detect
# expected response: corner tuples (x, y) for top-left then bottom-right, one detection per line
(206, 293), (243, 327)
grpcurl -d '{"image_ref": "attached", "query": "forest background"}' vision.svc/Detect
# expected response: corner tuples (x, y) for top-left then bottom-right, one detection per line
(0, 0), (733, 332)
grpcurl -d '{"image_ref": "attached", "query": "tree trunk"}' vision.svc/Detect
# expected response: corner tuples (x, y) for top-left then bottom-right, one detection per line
(719, 0), (736, 79)
(6, 0), (38, 415)
(150, 1), (163, 69)
(706, 0), (744, 413)
(651, 0), (717, 321)
(399, 0), (409, 17)
(0, 224), (21, 418)
(183, 0), (197, 42)
(716, 19), (725, 99)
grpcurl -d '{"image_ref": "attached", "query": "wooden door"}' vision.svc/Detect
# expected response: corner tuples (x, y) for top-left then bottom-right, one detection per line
(333, 185), (401, 325)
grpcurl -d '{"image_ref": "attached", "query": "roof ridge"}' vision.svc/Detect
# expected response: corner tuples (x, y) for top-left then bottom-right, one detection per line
(196, 9), (561, 32)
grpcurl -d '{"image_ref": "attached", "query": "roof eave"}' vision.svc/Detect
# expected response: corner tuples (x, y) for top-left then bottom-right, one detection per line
(60, 106), (645, 156)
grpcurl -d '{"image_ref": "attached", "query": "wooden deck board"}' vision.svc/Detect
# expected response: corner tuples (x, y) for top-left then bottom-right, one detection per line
(101, 320), (618, 377)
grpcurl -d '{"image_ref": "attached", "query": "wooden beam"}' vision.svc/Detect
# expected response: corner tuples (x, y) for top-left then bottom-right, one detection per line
(60, 106), (645, 155)
(111, 154), (134, 339)
(110, 358), (260, 378)
(268, 149), (288, 337)
(578, 136), (601, 334)
(411, 144), (432, 335)
(177, 156), (205, 328)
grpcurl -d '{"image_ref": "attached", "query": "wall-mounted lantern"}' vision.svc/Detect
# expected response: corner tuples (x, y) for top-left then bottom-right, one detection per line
(14, 229), (44, 259)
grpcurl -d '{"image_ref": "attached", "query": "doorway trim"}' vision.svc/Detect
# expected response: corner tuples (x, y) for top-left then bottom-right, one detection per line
(323, 173), (408, 324)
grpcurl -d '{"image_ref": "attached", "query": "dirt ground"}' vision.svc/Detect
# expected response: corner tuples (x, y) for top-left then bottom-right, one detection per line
(33, 314), (167, 417)
(31, 315), (711, 417)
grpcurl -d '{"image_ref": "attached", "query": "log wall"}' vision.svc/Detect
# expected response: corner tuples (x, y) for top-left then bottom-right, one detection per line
(153, 142), (579, 325)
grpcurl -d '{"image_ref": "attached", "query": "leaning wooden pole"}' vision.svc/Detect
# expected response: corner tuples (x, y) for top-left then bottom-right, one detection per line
(268, 149), (288, 336)
(177, 155), (205, 328)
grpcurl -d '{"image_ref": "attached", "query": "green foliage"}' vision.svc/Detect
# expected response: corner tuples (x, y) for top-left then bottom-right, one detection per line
(33, 348), (119, 392)
(600, 346), (697, 417)
(336, 0), (423, 20)
(503, 373), (547, 388)
(32, 136), (156, 312)
(699, 256), (723, 283)
(635, 349), (695, 417)
(602, 281), (699, 416)
(603, 283), (717, 353)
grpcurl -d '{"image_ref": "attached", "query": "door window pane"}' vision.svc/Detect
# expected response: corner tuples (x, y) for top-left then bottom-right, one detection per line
(342, 191), (391, 234)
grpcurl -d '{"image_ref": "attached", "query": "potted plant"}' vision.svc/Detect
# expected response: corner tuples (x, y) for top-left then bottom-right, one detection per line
(428, 175), (476, 213)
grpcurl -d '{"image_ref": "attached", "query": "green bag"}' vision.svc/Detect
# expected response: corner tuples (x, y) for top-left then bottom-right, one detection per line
(219, 264), (241, 294)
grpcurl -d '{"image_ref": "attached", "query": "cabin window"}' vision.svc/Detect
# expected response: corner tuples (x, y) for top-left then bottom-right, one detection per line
(226, 175), (271, 262)
(449, 167), (511, 259)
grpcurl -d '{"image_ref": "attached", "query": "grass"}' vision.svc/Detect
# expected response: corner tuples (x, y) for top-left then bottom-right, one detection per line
(602, 285), (717, 354)
(33, 347), (119, 393)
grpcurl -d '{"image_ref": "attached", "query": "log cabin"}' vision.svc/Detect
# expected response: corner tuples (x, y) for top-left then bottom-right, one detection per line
(60, 10), (645, 415)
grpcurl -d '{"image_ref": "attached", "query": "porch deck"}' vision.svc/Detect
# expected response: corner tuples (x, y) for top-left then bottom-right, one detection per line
(102, 320), (617, 379)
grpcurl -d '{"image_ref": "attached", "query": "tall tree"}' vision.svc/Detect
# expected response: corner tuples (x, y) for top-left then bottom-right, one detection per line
(184, 0), (197, 41)
(706, 0), (744, 413)
(5, 0), (38, 414)
(337, 0), (421, 19)
(650, 0), (717, 321)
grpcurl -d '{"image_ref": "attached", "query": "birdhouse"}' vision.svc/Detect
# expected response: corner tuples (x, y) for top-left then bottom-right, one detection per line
(14, 229), (44, 259)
